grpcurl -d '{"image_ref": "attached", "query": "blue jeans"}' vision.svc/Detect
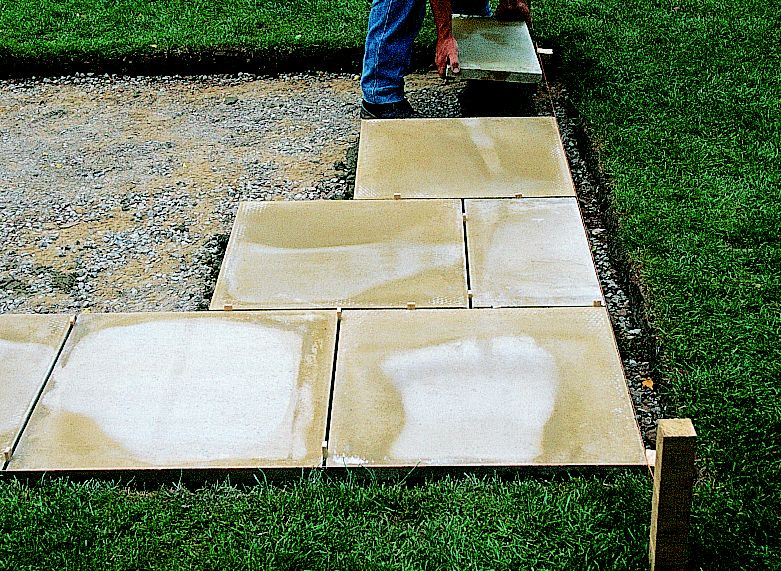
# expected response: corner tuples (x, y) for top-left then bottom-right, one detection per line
(361, 0), (492, 104)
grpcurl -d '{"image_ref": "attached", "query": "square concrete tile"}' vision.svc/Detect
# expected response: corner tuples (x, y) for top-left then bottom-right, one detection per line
(466, 198), (603, 307)
(328, 308), (644, 467)
(447, 17), (542, 82)
(0, 314), (72, 459)
(355, 117), (575, 199)
(9, 311), (336, 470)
(210, 199), (468, 310)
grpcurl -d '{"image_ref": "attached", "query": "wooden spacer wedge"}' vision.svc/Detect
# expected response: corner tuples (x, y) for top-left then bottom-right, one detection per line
(322, 440), (328, 459)
(646, 448), (657, 469)
(336, 307), (343, 320)
(514, 193), (524, 199)
(467, 290), (474, 300)
(536, 47), (554, 67)
(593, 299), (604, 307)
(2, 448), (11, 463)
(406, 302), (417, 310)
(69, 315), (77, 326)
(223, 303), (234, 311)
(393, 193), (402, 200)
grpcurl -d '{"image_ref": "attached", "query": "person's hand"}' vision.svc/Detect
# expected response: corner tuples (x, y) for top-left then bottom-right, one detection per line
(435, 33), (459, 78)
(496, 0), (531, 23)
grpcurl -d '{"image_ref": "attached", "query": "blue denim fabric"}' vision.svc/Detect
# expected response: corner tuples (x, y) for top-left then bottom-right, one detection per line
(361, 0), (492, 104)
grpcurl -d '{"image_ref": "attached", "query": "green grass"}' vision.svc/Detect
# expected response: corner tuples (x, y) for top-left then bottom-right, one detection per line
(1, 0), (779, 568)
(0, 0), (370, 59)
(534, 0), (781, 566)
(0, 0), (392, 75)
(0, 474), (651, 570)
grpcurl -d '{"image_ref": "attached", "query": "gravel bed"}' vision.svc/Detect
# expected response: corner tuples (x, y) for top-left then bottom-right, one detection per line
(0, 72), (460, 313)
(0, 70), (659, 444)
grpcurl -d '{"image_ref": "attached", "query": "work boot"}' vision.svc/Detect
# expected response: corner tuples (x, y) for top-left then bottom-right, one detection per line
(360, 99), (417, 120)
(496, 0), (531, 22)
(452, 0), (492, 17)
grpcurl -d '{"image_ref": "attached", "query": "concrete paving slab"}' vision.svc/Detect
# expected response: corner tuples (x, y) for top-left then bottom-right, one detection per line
(466, 198), (603, 307)
(355, 117), (575, 199)
(210, 200), (468, 310)
(0, 314), (72, 459)
(447, 17), (542, 82)
(328, 308), (644, 467)
(9, 311), (336, 470)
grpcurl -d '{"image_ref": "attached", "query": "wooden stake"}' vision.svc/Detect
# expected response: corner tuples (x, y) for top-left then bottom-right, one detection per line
(650, 418), (696, 571)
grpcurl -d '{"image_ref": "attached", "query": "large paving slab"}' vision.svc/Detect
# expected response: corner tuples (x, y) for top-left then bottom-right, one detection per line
(210, 199), (468, 310)
(465, 198), (603, 307)
(446, 17), (542, 82)
(355, 117), (575, 200)
(328, 308), (644, 468)
(0, 314), (72, 459)
(9, 311), (336, 471)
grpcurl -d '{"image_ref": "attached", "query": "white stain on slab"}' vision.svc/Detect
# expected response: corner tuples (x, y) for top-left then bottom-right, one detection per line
(466, 198), (603, 307)
(12, 312), (336, 469)
(226, 242), (462, 306)
(382, 335), (558, 464)
(211, 199), (468, 309)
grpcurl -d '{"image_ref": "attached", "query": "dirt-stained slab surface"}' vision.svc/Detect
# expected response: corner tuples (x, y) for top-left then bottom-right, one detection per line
(211, 199), (468, 310)
(355, 117), (574, 199)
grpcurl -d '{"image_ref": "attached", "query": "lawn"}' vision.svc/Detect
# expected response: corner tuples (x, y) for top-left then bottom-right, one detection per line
(0, 0), (379, 73)
(1, 0), (780, 569)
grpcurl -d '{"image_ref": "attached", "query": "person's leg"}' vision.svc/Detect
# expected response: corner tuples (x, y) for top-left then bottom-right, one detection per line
(451, 0), (492, 17)
(361, 0), (426, 105)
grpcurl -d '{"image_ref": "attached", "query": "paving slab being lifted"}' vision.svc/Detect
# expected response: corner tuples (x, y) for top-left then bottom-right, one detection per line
(328, 308), (645, 468)
(446, 16), (543, 83)
(8, 311), (336, 471)
(355, 117), (574, 200)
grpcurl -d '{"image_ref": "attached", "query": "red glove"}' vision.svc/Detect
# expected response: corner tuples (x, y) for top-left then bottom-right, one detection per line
(496, 0), (531, 23)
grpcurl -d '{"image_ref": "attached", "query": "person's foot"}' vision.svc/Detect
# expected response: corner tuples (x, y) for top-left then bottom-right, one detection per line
(452, 0), (492, 17)
(360, 99), (416, 120)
